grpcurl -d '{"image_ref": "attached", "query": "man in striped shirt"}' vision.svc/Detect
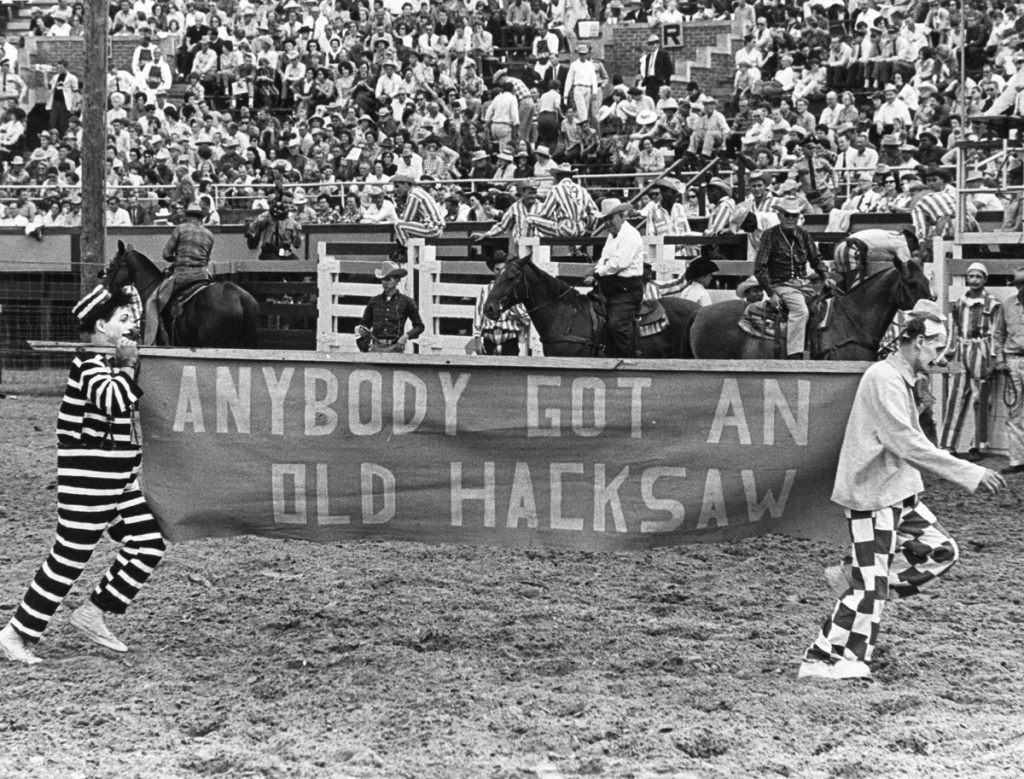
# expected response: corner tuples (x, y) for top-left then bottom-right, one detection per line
(526, 164), (599, 239)
(0, 285), (166, 665)
(705, 177), (736, 236)
(471, 252), (531, 355)
(912, 166), (957, 243)
(391, 174), (445, 261)
(473, 182), (538, 254)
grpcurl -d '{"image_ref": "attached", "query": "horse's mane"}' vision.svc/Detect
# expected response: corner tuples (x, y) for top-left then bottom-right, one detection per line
(522, 258), (591, 313)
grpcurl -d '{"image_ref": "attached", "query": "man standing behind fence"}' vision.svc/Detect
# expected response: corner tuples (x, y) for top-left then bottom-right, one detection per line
(390, 174), (446, 263)
(357, 261), (425, 353)
(473, 181), (538, 254)
(470, 251), (531, 355)
(994, 267), (1024, 476)
(937, 262), (1000, 462)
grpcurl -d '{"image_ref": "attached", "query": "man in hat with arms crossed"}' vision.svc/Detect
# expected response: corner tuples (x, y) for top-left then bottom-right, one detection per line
(390, 173), (446, 262)
(936, 261), (1001, 461)
(357, 261), (425, 353)
(470, 251), (531, 355)
(0, 285), (167, 664)
(584, 199), (644, 358)
(754, 196), (831, 359)
(800, 300), (1005, 681)
(144, 200), (214, 345)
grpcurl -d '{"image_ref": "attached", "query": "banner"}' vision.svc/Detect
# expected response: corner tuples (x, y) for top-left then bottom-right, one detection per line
(139, 352), (867, 549)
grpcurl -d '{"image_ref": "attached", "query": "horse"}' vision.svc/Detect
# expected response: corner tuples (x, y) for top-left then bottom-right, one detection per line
(104, 241), (260, 348)
(482, 254), (700, 358)
(689, 257), (933, 361)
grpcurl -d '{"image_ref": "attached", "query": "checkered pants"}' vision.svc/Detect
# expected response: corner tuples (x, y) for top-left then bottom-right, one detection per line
(805, 497), (959, 664)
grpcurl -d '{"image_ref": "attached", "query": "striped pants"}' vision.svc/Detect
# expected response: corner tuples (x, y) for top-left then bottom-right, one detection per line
(526, 215), (588, 238)
(11, 449), (167, 643)
(394, 221), (443, 247)
(805, 497), (958, 665)
(939, 365), (991, 452)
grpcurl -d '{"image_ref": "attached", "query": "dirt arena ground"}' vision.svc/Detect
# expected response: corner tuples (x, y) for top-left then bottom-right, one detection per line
(2, 391), (1024, 779)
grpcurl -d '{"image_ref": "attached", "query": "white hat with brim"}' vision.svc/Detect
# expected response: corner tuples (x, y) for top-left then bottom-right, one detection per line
(636, 110), (658, 126)
(736, 275), (762, 299)
(535, 145), (551, 157)
(374, 261), (408, 280)
(774, 196), (804, 215)
(598, 198), (632, 219)
(551, 163), (575, 177)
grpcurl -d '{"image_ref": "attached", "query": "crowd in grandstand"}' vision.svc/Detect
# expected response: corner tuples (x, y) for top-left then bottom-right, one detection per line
(0, 0), (1006, 239)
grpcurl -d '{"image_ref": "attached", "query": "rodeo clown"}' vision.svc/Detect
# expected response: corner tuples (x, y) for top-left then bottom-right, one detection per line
(0, 285), (167, 665)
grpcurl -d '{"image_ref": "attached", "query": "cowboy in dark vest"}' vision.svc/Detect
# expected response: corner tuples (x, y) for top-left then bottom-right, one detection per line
(143, 202), (214, 345)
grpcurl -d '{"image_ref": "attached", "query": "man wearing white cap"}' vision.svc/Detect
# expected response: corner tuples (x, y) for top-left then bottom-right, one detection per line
(638, 32), (673, 100)
(937, 261), (1001, 461)
(585, 199), (644, 357)
(994, 267), (1024, 475)
(800, 300), (1005, 682)
(563, 43), (601, 126)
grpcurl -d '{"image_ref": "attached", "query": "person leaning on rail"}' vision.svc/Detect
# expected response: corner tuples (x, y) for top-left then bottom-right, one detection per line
(0, 285), (167, 666)
(799, 300), (1005, 682)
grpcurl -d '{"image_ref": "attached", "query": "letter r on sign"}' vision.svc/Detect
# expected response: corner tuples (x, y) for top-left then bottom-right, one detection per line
(662, 24), (682, 48)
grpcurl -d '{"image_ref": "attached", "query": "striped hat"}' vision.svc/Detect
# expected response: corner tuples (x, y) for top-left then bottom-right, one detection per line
(72, 284), (112, 323)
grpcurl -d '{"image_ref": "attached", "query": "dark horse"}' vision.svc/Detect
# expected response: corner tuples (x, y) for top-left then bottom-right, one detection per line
(482, 254), (700, 358)
(104, 241), (260, 348)
(689, 258), (933, 360)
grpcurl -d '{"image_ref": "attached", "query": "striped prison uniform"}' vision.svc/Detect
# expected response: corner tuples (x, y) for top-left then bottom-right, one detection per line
(526, 180), (599, 238)
(940, 292), (1001, 453)
(480, 199), (538, 247)
(10, 351), (166, 643)
(394, 187), (446, 246)
(705, 196), (736, 236)
(805, 497), (959, 665)
(474, 281), (530, 352)
(911, 185), (956, 242)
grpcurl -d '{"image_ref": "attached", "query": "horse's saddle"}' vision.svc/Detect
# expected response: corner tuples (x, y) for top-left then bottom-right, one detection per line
(586, 288), (669, 338)
(738, 292), (833, 348)
(170, 278), (215, 316)
(155, 277), (215, 345)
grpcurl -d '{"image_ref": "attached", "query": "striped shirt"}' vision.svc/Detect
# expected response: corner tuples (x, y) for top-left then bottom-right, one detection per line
(402, 186), (445, 230)
(912, 185), (956, 239)
(474, 282), (530, 344)
(534, 179), (599, 226)
(706, 196), (736, 235)
(57, 351), (142, 449)
(483, 200), (537, 242)
(944, 292), (1000, 374)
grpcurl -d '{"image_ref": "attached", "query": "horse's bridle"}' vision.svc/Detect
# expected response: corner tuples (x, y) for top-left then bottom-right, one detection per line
(816, 264), (925, 360)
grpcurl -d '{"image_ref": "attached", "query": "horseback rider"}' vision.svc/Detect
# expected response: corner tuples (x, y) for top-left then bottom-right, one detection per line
(143, 201), (214, 345)
(584, 198), (644, 358)
(245, 192), (303, 260)
(753, 196), (832, 360)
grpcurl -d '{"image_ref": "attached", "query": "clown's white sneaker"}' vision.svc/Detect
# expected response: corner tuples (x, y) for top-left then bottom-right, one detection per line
(70, 602), (128, 653)
(0, 623), (42, 665)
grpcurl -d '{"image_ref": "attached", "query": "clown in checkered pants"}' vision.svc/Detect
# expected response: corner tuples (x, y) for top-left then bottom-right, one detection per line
(799, 301), (1006, 682)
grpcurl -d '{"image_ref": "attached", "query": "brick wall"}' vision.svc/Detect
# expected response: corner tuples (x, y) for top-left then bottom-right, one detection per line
(603, 21), (738, 98)
(22, 36), (172, 98)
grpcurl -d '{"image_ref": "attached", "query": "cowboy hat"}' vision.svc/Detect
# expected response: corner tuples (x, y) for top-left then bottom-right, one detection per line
(705, 177), (732, 197)
(471, 149), (489, 162)
(485, 250), (509, 271)
(598, 198), (632, 219)
(185, 202), (204, 216)
(774, 196), (804, 215)
(374, 261), (408, 280)
(684, 257), (719, 281)
(636, 109), (658, 126)
(534, 145), (551, 157)
(551, 162), (575, 177)
(736, 276), (762, 299)
(390, 173), (416, 185)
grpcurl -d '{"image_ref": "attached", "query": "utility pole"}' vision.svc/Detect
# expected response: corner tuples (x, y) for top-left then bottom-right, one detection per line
(80, 0), (108, 293)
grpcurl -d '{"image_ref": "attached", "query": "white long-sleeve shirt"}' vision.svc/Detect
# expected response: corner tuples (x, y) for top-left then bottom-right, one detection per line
(596, 221), (643, 278)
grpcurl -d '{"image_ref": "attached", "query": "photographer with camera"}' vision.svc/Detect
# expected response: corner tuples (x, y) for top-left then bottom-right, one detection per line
(245, 187), (303, 260)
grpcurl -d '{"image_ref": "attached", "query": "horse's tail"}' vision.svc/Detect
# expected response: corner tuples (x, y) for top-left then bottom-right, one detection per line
(238, 286), (260, 349)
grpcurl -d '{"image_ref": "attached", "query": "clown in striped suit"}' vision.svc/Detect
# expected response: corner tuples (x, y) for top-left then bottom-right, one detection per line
(911, 167), (957, 242)
(525, 164), (599, 239)
(391, 174), (446, 259)
(0, 286), (166, 665)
